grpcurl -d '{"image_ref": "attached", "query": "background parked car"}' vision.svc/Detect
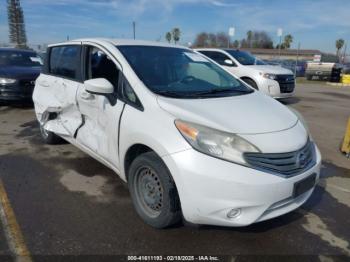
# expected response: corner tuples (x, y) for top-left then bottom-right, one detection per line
(196, 48), (296, 99)
(305, 62), (342, 82)
(281, 60), (307, 77)
(0, 48), (42, 103)
(263, 59), (307, 77)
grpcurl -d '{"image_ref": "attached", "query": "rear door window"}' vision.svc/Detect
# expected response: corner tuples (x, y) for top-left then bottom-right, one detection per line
(49, 45), (81, 81)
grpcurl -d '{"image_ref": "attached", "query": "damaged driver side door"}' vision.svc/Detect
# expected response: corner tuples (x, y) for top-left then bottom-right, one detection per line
(75, 45), (124, 168)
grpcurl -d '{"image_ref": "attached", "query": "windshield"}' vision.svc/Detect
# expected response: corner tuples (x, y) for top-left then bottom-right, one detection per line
(225, 50), (266, 66)
(117, 46), (253, 98)
(0, 50), (43, 67)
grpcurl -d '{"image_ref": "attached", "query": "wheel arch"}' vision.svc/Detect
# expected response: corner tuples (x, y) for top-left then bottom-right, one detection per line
(123, 143), (154, 182)
(240, 76), (259, 90)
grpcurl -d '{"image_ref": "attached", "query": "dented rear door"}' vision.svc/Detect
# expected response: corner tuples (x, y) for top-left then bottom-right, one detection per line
(33, 43), (83, 138)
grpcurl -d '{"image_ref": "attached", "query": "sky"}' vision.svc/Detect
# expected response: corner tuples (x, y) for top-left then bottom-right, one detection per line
(1, 0), (349, 53)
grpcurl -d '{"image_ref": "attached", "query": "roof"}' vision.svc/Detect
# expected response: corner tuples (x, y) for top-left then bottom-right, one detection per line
(49, 38), (189, 49)
(0, 48), (37, 53)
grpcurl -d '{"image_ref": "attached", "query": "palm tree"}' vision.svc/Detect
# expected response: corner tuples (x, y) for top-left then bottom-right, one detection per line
(336, 39), (345, 57)
(172, 28), (181, 44)
(283, 34), (293, 49)
(7, 0), (28, 48)
(165, 32), (172, 43)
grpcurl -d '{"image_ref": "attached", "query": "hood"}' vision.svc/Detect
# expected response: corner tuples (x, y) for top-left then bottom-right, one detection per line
(247, 65), (293, 75)
(157, 91), (298, 135)
(0, 66), (41, 79)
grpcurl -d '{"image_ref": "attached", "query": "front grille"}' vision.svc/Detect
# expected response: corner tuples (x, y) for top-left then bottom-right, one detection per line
(244, 140), (315, 177)
(276, 74), (295, 93)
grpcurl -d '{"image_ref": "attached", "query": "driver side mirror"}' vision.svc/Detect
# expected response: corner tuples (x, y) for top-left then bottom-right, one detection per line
(84, 78), (114, 95)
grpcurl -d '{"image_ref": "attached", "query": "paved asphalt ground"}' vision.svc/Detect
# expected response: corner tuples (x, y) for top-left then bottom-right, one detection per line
(0, 82), (349, 261)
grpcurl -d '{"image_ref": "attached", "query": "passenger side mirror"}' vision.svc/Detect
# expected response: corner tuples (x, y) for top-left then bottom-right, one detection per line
(84, 78), (114, 95)
(224, 59), (234, 66)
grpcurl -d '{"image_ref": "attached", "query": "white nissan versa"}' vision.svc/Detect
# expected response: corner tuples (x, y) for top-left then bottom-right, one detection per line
(33, 39), (321, 228)
(196, 48), (296, 99)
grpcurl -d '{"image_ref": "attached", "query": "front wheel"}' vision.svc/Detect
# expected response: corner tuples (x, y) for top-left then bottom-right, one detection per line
(128, 152), (182, 228)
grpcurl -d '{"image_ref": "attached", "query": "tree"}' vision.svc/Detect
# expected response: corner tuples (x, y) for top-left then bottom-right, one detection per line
(216, 32), (229, 48)
(240, 31), (273, 49)
(7, 0), (27, 49)
(207, 33), (217, 47)
(247, 30), (253, 48)
(336, 39), (345, 57)
(193, 32), (229, 47)
(254, 31), (273, 48)
(172, 28), (181, 44)
(283, 34), (293, 49)
(232, 40), (240, 48)
(193, 32), (209, 47)
(165, 32), (172, 43)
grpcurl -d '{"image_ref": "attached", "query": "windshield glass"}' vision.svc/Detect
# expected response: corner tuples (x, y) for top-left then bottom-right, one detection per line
(117, 46), (253, 98)
(0, 50), (43, 67)
(225, 50), (266, 66)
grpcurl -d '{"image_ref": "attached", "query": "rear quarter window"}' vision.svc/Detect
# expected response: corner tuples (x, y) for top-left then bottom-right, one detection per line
(49, 45), (81, 81)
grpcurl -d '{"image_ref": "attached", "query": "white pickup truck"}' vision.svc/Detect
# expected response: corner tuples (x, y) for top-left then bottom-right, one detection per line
(196, 48), (295, 99)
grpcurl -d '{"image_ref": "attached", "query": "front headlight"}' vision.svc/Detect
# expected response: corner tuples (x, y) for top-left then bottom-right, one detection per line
(262, 73), (277, 80)
(175, 120), (260, 165)
(0, 78), (16, 85)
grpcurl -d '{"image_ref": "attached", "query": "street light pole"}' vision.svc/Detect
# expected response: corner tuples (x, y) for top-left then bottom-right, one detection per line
(228, 27), (235, 49)
(133, 21), (136, 40)
(278, 35), (282, 60)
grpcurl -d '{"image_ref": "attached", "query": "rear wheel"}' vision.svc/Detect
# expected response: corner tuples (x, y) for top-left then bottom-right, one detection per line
(242, 78), (258, 89)
(39, 122), (64, 144)
(128, 152), (182, 228)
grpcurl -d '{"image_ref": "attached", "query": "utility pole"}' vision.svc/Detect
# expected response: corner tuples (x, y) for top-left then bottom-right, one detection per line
(133, 21), (136, 40)
(342, 43), (347, 64)
(295, 42), (300, 76)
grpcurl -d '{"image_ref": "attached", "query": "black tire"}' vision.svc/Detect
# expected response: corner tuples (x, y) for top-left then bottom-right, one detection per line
(242, 78), (258, 89)
(39, 122), (64, 145)
(128, 151), (182, 228)
(306, 75), (312, 81)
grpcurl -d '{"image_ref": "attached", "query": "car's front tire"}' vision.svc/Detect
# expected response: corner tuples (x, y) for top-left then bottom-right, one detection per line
(128, 152), (182, 228)
(39, 122), (64, 144)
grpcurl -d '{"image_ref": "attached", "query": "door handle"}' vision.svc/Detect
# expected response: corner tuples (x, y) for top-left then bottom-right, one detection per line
(80, 92), (94, 100)
(39, 80), (49, 87)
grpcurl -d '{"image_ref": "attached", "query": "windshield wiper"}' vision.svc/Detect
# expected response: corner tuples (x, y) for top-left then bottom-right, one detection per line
(155, 88), (253, 98)
(155, 90), (200, 98)
(189, 88), (253, 96)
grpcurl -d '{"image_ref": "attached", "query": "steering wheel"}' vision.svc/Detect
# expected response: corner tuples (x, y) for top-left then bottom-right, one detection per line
(179, 76), (195, 83)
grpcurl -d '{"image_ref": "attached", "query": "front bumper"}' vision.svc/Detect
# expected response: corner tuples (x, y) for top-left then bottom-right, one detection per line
(162, 145), (321, 227)
(258, 77), (295, 99)
(0, 82), (35, 101)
